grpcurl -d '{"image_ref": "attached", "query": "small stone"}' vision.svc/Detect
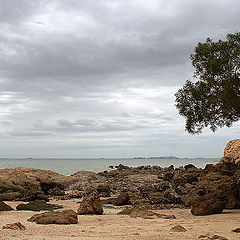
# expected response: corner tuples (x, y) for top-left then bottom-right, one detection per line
(169, 224), (187, 232)
(2, 222), (26, 230)
(232, 228), (240, 233)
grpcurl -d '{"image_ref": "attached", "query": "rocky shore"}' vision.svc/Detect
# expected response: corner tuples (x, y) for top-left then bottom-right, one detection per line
(0, 139), (239, 239)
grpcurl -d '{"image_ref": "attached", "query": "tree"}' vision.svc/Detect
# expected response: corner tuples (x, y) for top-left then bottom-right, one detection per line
(175, 32), (240, 134)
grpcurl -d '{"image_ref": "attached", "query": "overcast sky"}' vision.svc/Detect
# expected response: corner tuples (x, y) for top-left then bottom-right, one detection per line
(0, 0), (239, 158)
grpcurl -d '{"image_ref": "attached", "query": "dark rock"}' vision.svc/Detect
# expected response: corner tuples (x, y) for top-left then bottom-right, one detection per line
(28, 210), (78, 224)
(0, 201), (14, 211)
(16, 200), (63, 211)
(97, 184), (111, 197)
(172, 169), (202, 187)
(0, 192), (22, 201)
(184, 164), (197, 170)
(115, 192), (130, 206)
(77, 193), (103, 215)
(232, 228), (240, 233)
(191, 191), (226, 216)
(48, 187), (65, 196)
(2, 222), (26, 230)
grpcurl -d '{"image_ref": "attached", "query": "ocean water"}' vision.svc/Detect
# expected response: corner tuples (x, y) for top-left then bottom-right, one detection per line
(0, 158), (219, 176)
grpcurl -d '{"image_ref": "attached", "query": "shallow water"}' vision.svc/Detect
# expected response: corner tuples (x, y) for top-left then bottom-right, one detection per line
(0, 157), (219, 175)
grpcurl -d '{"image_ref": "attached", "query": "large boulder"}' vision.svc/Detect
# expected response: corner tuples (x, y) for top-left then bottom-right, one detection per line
(28, 210), (78, 224)
(16, 200), (63, 211)
(77, 193), (103, 215)
(191, 191), (226, 216)
(220, 139), (240, 164)
(0, 201), (14, 211)
(0, 167), (77, 201)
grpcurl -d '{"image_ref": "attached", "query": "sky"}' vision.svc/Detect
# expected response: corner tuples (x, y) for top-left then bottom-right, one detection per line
(0, 0), (239, 158)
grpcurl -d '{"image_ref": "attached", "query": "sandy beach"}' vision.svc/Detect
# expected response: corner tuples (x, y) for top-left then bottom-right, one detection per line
(0, 199), (240, 240)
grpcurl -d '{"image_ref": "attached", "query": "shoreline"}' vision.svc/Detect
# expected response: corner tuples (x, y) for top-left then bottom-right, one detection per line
(1, 199), (240, 240)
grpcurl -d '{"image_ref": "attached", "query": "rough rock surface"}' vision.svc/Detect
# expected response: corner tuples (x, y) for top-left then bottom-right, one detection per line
(2, 222), (26, 230)
(198, 233), (229, 240)
(16, 200), (63, 211)
(169, 224), (187, 232)
(28, 210), (78, 224)
(77, 193), (103, 215)
(115, 192), (130, 206)
(0, 167), (77, 201)
(0, 201), (14, 211)
(220, 139), (240, 164)
(191, 191), (226, 216)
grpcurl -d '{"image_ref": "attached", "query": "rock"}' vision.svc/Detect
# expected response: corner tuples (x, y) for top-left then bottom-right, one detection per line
(77, 193), (103, 215)
(0, 167), (77, 201)
(172, 169), (202, 187)
(16, 200), (63, 211)
(115, 192), (130, 206)
(194, 172), (240, 209)
(0, 201), (14, 211)
(2, 222), (26, 230)
(48, 187), (65, 196)
(118, 207), (176, 219)
(97, 184), (111, 197)
(232, 228), (240, 233)
(169, 224), (187, 232)
(220, 139), (240, 164)
(198, 233), (229, 240)
(28, 209), (78, 224)
(191, 191), (226, 216)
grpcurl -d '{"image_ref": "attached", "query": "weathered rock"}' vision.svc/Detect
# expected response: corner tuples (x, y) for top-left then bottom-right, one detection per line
(118, 207), (176, 219)
(48, 187), (65, 196)
(16, 200), (63, 211)
(191, 191), (226, 216)
(2, 222), (26, 230)
(0, 167), (77, 201)
(77, 193), (103, 215)
(169, 224), (187, 232)
(220, 139), (240, 164)
(97, 184), (111, 197)
(172, 169), (202, 187)
(28, 210), (78, 224)
(198, 233), (229, 240)
(0, 201), (14, 211)
(115, 192), (130, 206)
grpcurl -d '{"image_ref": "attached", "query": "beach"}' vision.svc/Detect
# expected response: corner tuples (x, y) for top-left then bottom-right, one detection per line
(1, 199), (240, 240)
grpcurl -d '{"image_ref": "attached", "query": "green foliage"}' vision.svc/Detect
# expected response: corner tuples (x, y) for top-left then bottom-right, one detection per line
(175, 32), (240, 134)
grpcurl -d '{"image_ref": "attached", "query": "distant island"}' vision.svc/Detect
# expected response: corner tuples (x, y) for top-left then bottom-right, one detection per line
(132, 156), (179, 159)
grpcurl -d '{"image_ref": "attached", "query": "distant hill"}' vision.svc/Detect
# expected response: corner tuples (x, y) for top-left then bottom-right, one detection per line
(132, 156), (179, 159)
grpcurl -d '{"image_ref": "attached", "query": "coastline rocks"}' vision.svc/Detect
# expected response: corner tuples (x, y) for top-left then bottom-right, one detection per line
(28, 209), (78, 224)
(220, 139), (240, 164)
(191, 191), (226, 216)
(77, 193), (103, 215)
(16, 200), (63, 211)
(0, 201), (14, 211)
(0, 167), (77, 201)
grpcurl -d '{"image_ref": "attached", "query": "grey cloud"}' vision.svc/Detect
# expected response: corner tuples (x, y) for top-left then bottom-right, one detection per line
(0, 0), (239, 157)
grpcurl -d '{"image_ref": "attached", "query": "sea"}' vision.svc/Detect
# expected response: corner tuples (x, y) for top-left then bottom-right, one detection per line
(0, 157), (219, 176)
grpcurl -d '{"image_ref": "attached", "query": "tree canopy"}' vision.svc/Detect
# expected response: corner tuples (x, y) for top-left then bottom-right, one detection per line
(175, 32), (240, 134)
